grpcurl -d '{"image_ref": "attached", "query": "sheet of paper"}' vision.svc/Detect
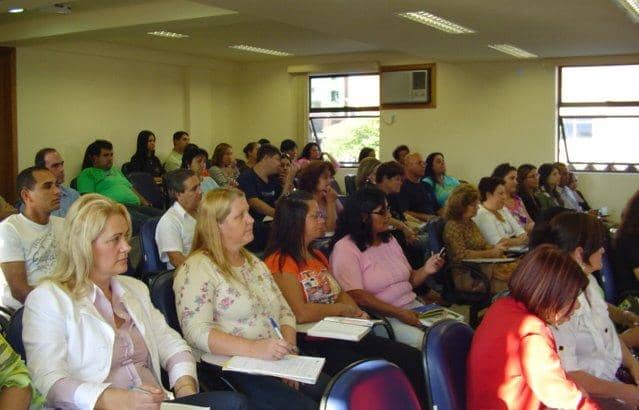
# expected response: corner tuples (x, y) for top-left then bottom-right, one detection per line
(161, 403), (209, 410)
(224, 355), (325, 384)
(306, 320), (370, 341)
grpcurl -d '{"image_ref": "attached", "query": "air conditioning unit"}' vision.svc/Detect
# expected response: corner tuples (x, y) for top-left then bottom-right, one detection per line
(381, 69), (429, 104)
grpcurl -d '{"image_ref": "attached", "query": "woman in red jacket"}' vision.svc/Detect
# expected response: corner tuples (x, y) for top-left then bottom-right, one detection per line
(467, 244), (599, 410)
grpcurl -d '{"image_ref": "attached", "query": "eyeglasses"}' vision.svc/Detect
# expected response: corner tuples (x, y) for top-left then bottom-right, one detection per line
(371, 207), (389, 216)
(308, 212), (326, 220)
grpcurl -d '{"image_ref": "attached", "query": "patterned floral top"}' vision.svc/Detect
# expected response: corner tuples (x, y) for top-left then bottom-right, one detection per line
(174, 251), (296, 358)
(505, 195), (533, 229)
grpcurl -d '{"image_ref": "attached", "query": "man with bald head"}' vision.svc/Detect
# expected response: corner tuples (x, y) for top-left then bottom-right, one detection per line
(398, 152), (440, 222)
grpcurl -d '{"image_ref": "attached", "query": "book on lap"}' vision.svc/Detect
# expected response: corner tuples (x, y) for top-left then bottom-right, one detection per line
(412, 304), (466, 327)
(202, 353), (325, 384)
(303, 316), (384, 341)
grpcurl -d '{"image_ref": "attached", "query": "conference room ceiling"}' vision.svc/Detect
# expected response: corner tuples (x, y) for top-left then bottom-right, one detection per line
(0, 0), (638, 62)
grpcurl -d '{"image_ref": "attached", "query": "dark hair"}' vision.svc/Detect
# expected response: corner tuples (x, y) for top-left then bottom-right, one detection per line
(265, 190), (315, 270)
(300, 143), (321, 160)
(211, 143), (232, 167)
(280, 139), (297, 153)
(424, 152), (444, 181)
(617, 190), (639, 243)
(492, 163), (517, 180)
(243, 142), (259, 158)
(529, 207), (572, 247)
(297, 160), (335, 193)
(358, 147), (376, 163)
(392, 145), (409, 162)
(81, 139), (112, 169)
(375, 161), (404, 183)
(165, 169), (196, 198)
(538, 163), (563, 206)
(181, 144), (205, 169)
(334, 187), (392, 251)
(258, 138), (271, 145)
(516, 163), (537, 192)
(131, 130), (155, 161)
(34, 148), (56, 168)
(509, 244), (588, 324)
(17, 166), (50, 196)
(477, 176), (505, 202)
(532, 212), (605, 262)
(256, 144), (280, 162)
(173, 131), (188, 142)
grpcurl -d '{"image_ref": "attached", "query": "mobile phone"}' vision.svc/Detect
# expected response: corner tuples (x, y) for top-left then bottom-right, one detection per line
(438, 247), (447, 258)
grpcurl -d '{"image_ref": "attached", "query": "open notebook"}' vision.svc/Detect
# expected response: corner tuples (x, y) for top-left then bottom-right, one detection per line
(302, 317), (384, 341)
(202, 353), (325, 384)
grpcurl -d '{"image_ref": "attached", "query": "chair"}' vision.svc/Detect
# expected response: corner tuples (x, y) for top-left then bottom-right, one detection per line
(422, 319), (474, 410)
(344, 175), (356, 196)
(599, 252), (618, 304)
(138, 217), (167, 281)
(320, 359), (421, 410)
(127, 172), (165, 209)
(5, 307), (26, 362)
(330, 179), (343, 195)
(149, 270), (180, 333)
(121, 161), (132, 176)
(70, 177), (78, 191)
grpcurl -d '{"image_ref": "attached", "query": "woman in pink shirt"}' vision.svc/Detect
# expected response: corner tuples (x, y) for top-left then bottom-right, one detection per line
(330, 187), (444, 348)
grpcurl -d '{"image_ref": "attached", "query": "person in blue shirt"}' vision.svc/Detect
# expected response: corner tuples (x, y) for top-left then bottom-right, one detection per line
(422, 152), (460, 207)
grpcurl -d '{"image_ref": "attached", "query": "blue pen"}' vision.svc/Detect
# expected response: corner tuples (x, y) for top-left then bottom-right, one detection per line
(269, 317), (285, 340)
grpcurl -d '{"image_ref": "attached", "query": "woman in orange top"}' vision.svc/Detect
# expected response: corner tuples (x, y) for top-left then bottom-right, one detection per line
(467, 244), (599, 410)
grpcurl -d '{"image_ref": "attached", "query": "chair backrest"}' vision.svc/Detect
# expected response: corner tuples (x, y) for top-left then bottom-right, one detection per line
(423, 319), (474, 410)
(320, 359), (421, 410)
(427, 217), (447, 254)
(139, 218), (166, 275)
(121, 162), (132, 176)
(344, 174), (357, 196)
(330, 179), (343, 195)
(149, 270), (180, 333)
(127, 172), (164, 209)
(599, 252), (617, 304)
(6, 307), (26, 362)
(70, 177), (78, 191)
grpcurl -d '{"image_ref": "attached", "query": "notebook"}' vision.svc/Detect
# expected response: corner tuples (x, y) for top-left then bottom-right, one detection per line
(305, 317), (383, 341)
(412, 304), (466, 327)
(161, 403), (208, 410)
(202, 353), (325, 384)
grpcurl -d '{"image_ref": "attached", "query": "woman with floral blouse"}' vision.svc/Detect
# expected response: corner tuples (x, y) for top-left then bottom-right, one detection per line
(174, 187), (328, 410)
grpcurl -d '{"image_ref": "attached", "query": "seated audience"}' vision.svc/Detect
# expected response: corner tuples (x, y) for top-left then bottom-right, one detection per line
(614, 190), (639, 295)
(34, 148), (80, 217)
(443, 184), (516, 293)
(77, 139), (162, 234)
(0, 167), (63, 309)
(392, 144), (410, 165)
(128, 130), (165, 184)
(209, 143), (239, 187)
(358, 147), (376, 162)
(296, 142), (338, 170)
(174, 188), (328, 409)
(473, 176), (528, 247)
(355, 157), (381, 191)
(555, 162), (585, 211)
(568, 172), (592, 211)
(330, 187), (444, 349)
(422, 152), (460, 207)
(398, 153), (440, 222)
(237, 144), (284, 251)
(0, 333), (44, 409)
(280, 139), (298, 160)
(467, 245), (598, 410)
(237, 142), (259, 174)
(535, 163), (564, 210)
(533, 212), (639, 406)
(156, 170), (201, 270)
(264, 191), (428, 402)
(181, 144), (219, 194)
(0, 195), (17, 221)
(297, 161), (341, 233)
(23, 194), (249, 410)
(164, 131), (190, 172)
(517, 163), (542, 221)
(492, 162), (534, 232)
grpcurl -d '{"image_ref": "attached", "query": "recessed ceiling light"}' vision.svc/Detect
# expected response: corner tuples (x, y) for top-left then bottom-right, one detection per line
(488, 44), (538, 58)
(147, 31), (189, 39)
(8, 7), (24, 13)
(612, 0), (639, 22)
(228, 44), (292, 56)
(396, 11), (475, 34)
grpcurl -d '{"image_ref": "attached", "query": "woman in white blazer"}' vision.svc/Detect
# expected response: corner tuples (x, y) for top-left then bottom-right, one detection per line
(22, 194), (249, 410)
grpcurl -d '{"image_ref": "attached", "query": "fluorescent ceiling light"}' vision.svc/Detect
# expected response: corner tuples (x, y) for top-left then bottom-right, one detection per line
(229, 44), (292, 56)
(488, 44), (538, 58)
(612, 0), (639, 22)
(396, 11), (475, 34)
(8, 7), (24, 13)
(147, 31), (189, 39)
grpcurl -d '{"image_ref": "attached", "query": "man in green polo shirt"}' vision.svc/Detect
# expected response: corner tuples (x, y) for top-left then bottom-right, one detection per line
(77, 139), (162, 234)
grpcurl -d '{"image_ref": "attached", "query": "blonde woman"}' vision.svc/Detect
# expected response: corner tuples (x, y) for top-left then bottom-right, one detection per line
(22, 194), (248, 410)
(174, 188), (328, 410)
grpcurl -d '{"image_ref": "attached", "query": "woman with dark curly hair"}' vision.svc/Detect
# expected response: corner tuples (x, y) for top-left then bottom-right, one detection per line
(296, 160), (341, 232)
(517, 163), (542, 222)
(422, 152), (460, 207)
(535, 163), (564, 211)
(296, 142), (339, 170)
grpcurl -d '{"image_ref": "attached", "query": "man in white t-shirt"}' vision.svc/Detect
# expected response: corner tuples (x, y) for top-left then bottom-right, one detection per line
(156, 169), (201, 270)
(0, 167), (63, 309)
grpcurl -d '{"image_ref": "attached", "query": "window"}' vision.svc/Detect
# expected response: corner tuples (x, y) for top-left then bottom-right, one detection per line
(309, 74), (380, 167)
(558, 64), (639, 172)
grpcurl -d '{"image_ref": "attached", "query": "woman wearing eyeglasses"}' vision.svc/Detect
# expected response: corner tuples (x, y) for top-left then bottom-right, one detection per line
(517, 164), (542, 222)
(329, 187), (444, 349)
